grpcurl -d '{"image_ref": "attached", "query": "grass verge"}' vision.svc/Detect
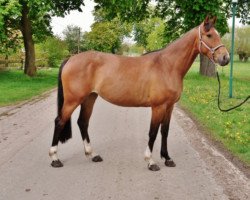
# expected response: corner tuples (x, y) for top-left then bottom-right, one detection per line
(0, 68), (58, 107)
(181, 61), (250, 165)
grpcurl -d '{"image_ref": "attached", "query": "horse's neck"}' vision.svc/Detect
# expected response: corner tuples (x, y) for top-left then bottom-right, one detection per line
(160, 28), (199, 78)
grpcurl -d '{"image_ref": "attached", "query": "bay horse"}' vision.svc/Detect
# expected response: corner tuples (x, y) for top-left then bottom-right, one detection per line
(49, 16), (229, 171)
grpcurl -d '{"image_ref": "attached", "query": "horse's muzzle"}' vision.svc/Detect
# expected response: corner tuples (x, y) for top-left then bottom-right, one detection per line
(218, 54), (230, 66)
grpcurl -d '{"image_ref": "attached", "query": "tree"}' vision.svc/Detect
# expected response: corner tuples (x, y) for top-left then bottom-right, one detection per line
(63, 25), (82, 54)
(235, 26), (250, 62)
(133, 17), (166, 51)
(82, 10), (131, 54)
(94, 0), (250, 26)
(94, 0), (150, 22)
(222, 26), (250, 62)
(146, 18), (165, 51)
(0, 0), (22, 68)
(0, 0), (85, 76)
(0, 1), (22, 53)
(36, 36), (69, 68)
(133, 17), (165, 51)
(94, 0), (250, 76)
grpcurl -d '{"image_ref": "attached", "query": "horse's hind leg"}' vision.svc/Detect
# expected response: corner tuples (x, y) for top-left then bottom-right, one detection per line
(77, 93), (103, 162)
(49, 100), (79, 167)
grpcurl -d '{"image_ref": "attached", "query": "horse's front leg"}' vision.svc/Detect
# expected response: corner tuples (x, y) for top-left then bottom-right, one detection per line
(144, 105), (166, 171)
(160, 105), (176, 167)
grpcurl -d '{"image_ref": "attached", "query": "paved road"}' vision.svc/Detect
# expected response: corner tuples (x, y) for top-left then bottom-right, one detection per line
(0, 91), (249, 200)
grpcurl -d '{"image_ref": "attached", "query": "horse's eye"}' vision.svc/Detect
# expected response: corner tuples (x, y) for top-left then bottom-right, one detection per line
(207, 34), (212, 38)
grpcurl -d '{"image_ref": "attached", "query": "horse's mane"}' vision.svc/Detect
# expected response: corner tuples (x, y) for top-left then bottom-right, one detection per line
(142, 47), (166, 56)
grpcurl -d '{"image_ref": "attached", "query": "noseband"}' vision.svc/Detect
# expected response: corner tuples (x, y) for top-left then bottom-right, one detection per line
(198, 26), (225, 64)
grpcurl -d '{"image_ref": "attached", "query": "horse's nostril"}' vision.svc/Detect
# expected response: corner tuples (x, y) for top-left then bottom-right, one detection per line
(224, 55), (229, 62)
(219, 54), (230, 66)
(222, 55), (230, 65)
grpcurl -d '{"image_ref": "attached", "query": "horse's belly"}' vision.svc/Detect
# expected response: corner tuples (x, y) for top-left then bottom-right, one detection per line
(97, 90), (151, 107)
(96, 89), (177, 107)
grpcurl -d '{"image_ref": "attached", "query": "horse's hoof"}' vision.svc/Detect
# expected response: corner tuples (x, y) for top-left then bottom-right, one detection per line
(51, 160), (63, 168)
(92, 155), (103, 162)
(148, 164), (160, 171)
(165, 159), (176, 167)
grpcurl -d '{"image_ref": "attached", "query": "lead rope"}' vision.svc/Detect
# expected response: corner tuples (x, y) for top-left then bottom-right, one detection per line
(216, 66), (250, 112)
(198, 26), (250, 111)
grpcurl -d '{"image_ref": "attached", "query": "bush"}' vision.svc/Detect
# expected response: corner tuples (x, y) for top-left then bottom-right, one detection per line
(36, 37), (69, 68)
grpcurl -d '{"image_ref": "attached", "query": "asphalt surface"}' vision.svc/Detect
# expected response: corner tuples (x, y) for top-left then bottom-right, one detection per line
(0, 91), (249, 200)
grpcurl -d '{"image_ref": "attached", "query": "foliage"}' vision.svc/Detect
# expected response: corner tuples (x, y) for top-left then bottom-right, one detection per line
(0, 0), (85, 76)
(131, 5), (166, 51)
(96, 0), (250, 25)
(36, 36), (69, 68)
(0, 0), (52, 48)
(221, 31), (231, 51)
(155, 0), (229, 43)
(146, 18), (165, 51)
(62, 25), (82, 54)
(127, 44), (144, 55)
(116, 43), (130, 55)
(96, 0), (249, 43)
(235, 26), (250, 61)
(134, 17), (165, 50)
(0, 68), (58, 106)
(82, 18), (131, 53)
(222, 26), (250, 62)
(94, 0), (150, 22)
(232, 0), (250, 25)
(50, 0), (84, 16)
(0, 0), (22, 54)
(181, 61), (250, 164)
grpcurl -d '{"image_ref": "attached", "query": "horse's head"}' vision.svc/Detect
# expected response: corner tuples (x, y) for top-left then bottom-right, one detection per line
(198, 16), (230, 66)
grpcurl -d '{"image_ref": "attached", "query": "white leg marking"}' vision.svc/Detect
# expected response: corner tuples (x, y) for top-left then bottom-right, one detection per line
(83, 140), (97, 158)
(144, 146), (152, 160)
(49, 146), (59, 161)
(144, 146), (156, 166)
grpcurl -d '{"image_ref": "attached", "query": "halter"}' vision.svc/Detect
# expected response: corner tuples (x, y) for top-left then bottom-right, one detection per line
(198, 26), (225, 64)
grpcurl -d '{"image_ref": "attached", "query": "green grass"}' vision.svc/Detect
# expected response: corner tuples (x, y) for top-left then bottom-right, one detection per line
(181, 61), (250, 165)
(0, 68), (59, 106)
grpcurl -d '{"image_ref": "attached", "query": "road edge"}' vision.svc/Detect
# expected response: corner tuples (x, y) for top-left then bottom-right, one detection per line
(175, 103), (250, 178)
(0, 88), (57, 117)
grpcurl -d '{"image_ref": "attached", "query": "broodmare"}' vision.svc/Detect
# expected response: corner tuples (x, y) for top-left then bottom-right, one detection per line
(49, 16), (229, 171)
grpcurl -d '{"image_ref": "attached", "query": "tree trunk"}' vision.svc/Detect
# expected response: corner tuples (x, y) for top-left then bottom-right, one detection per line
(199, 54), (216, 77)
(20, 2), (36, 77)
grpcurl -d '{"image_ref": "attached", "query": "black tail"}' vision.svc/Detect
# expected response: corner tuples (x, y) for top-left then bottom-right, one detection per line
(57, 59), (72, 143)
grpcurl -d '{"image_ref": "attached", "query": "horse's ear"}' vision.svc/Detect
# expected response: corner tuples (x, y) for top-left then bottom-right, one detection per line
(203, 15), (216, 32)
(212, 16), (217, 25)
(204, 16), (210, 24)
